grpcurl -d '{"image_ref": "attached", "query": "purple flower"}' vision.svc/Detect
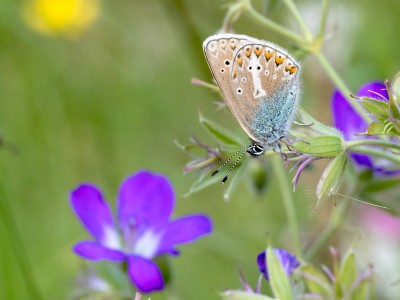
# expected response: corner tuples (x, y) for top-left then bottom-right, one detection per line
(70, 170), (213, 293)
(332, 81), (399, 175)
(257, 249), (300, 281)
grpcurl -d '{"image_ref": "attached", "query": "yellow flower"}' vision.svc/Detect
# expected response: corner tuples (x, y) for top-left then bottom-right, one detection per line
(22, 0), (100, 38)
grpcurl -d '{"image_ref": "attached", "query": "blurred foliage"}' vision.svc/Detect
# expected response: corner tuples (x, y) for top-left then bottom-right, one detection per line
(1, 0), (400, 299)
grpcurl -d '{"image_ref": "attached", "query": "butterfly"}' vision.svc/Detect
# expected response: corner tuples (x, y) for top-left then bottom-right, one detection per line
(202, 34), (301, 183)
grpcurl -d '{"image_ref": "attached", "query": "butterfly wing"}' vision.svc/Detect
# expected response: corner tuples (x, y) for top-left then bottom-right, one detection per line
(203, 34), (259, 140)
(203, 34), (300, 146)
(229, 41), (300, 145)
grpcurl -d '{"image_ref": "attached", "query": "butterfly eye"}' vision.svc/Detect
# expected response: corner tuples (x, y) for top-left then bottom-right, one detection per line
(237, 88), (243, 94)
(224, 60), (230, 66)
(257, 66), (261, 70)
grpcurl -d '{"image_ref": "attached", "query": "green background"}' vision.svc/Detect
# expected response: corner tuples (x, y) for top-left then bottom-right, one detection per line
(1, 0), (400, 299)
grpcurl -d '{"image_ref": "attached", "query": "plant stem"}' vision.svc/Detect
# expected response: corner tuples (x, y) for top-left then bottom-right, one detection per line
(272, 156), (303, 261)
(346, 139), (400, 151)
(349, 146), (400, 165)
(282, 0), (313, 41)
(305, 199), (350, 261)
(245, 4), (305, 45)
(0, 183), (42, 300)
(318, 0), (330, 40)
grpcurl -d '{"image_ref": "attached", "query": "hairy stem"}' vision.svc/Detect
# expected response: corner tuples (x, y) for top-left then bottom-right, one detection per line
(346, 139), (400, 151)
(282, 0), (313, 41)
(245, 4), (304, 45)
(348, 145), (400, 165)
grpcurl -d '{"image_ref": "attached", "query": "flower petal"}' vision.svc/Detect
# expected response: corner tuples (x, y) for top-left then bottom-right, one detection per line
(118, 171), (174, 232)
(257, 249), (299, 281)
(74, 241), (125, 262)
(127, 255), (164, 293)
(331, 89), (374, 167)
(357, 81), (388, 100)
(157, 215), (212, 255)
(71, 184), (118, 247)
(331, 89), (367, 140)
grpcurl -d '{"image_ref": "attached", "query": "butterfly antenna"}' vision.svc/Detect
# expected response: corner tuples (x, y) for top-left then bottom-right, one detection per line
(211, 146), (247, 177)
(221, 150), (246, 184)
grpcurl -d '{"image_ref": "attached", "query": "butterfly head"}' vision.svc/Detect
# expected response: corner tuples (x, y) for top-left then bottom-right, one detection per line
(246, 143), (265, 157)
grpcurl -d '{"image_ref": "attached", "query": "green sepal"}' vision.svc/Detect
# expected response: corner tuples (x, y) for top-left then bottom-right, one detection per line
(316, 153), (348, 200)
(351, 273), (374, 300)
(174, 139), (204, 153)
(297, 109), (343, 137)
(221, 290), (276, 300)
(267, 248), (293, 300)
(361, 100), (389, 122)
(386, 80), (400, 120)
(199, 112), (243, 146)
(391, 70), (400, 102)
(184, 162), (243, 196)
(299, 265), (331, 296)
(184, 171), (223, 196)
(365, 122), (399, 136)
(291, 136), (344, 157)
(338, 249), (357, 292)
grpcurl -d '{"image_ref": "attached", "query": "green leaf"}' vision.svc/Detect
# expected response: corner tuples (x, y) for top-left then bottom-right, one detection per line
(297, 109), (343, 137)
(316, 154), (348, 200)
(338, 249), (357, 292)
(222, 290), (276, 300)
(267, 248), (293, 300)
(299, 265), (331, 296)
(365, 122), (399, 136)
(199, 112), (243, 146)
(291, 136), (344, 157)
(174, 139), (202, 153)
